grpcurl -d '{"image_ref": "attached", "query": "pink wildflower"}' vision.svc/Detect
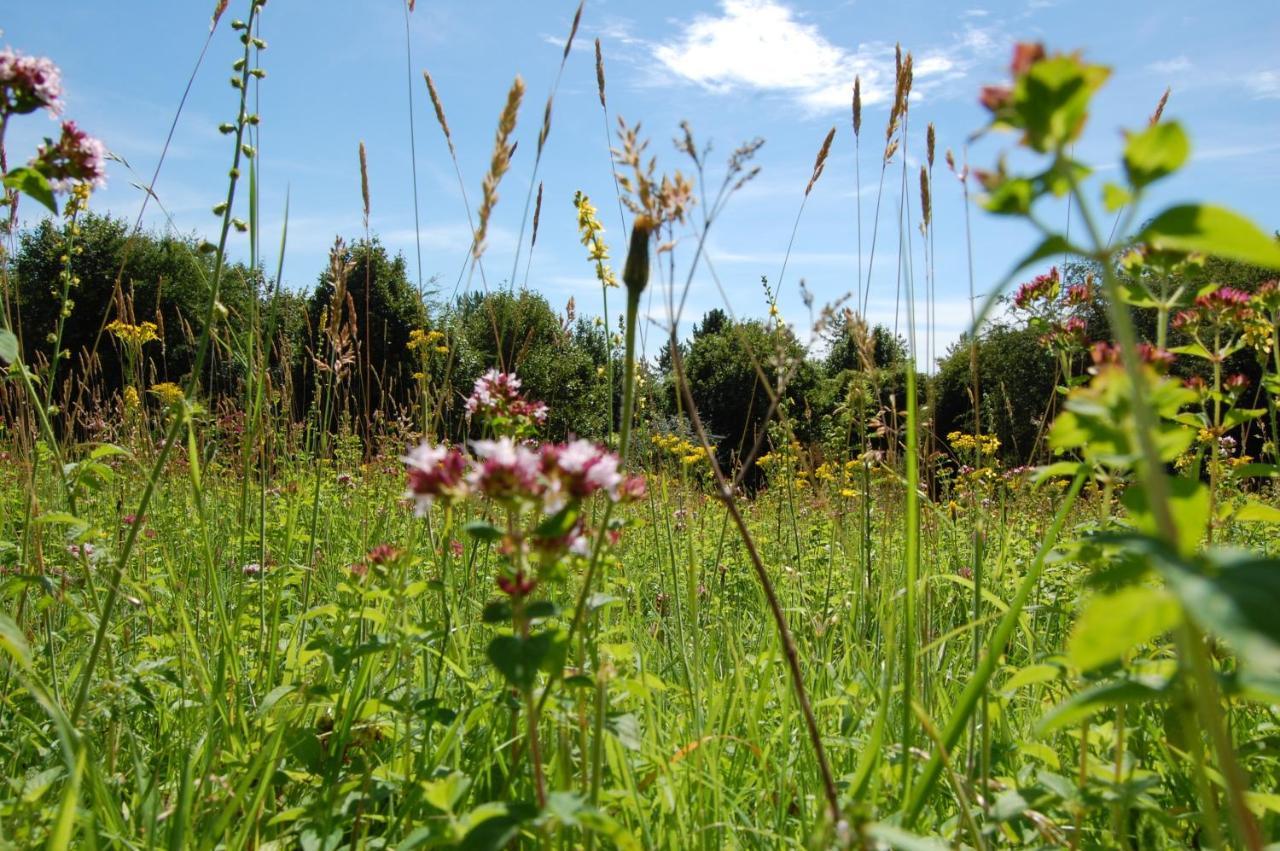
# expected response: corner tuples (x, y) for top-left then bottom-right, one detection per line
(33, 121), (107, 190)
(403, 442), (469, 513)
(0, 47), (63, 115)
(468, 437), (542, 503)
(541, 439), (622, 508)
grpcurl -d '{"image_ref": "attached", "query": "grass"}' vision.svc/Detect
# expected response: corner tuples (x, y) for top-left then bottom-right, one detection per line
(3, 5), (1280, 850)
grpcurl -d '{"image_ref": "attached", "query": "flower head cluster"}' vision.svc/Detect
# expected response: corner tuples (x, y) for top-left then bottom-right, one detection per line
(0, 47), (62, 116)
(107, 319), (159, 347)
(404, 436), (642, 514)
(1089, 341), (1176, 373)
(403, 442), (469, 514)
(465, 369), (548, 428)
(1013, 267), (1060, 310)
(32, 121), (107, 191)
(948, 430), (1001, 458)
(407, 327), (448, 355)
(1173, 286), (1254, 331)
(653, 433), (705, 467)
(149, 381), (185, 407)
(573, 191), (618, 288)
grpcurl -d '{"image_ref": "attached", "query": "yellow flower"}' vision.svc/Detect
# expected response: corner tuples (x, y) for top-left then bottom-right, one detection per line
(123, 386), (140, 410)
(149, 382), (184, 406)
(107, 320), (159, 347)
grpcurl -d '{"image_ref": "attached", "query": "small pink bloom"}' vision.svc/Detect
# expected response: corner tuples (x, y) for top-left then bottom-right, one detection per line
(0, 48), (63, 115)
(32, 120), (107, 190)
(469, 437), (542, 503)
(403, 442), (469, 513)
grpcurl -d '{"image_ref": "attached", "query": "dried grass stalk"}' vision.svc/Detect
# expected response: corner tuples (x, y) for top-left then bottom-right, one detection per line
(475, 76), (525, 261)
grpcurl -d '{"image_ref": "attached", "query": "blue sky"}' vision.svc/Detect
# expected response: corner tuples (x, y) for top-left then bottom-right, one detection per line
(5, 0), (1279, 366)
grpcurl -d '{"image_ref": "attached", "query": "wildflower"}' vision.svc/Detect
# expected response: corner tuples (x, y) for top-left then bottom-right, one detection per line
(465, 369), (548, 426)
(468, 437), (542, 503)
(1224, 373), (1250, 392)
(1013, 267), (1059, 310)
(618, 474), (647, 502)
(365, 544), (400, 565)
(449, 539), (464, 558)
(67, 543), (95, 559)
(123, 386), (140, 410)
(242, 562), (263, 576)
(542, 439), (623, 507)
(32, 121), (107, 191)
(1065, 281), (1093, 306)
(0, 47), (63, 115)
(149, 381), (184, 407)
(106, 320), (159, 347)
(402, 442), (469, 513)
(497, 569), (537, 598)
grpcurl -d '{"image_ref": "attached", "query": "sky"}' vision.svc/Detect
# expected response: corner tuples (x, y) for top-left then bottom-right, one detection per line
(5, 0), (1279, 367)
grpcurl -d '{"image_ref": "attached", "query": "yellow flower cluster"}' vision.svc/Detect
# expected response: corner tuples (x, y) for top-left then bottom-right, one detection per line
(948, 430), (1000, 457)
(407, 328), (448, 355)
(123, 386), (141, 410)
(149, 382), (185, 406)
(652, 433), (704, 466)
(107, 320), (159, 347)
(813, 459), (863, 498)
(573, 191), (618, 288)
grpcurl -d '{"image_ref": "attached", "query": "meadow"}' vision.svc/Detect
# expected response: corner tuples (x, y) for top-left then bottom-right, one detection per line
(3, 3), (1280, 849)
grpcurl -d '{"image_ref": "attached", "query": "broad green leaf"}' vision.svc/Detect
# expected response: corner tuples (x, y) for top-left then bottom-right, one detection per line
(1103, 181), (1132, 213)
(865, 824), (950, 851)
(486, 628), (567, 690)
(423, 771), (470, 814)
(1223, 407), (1265, 429)
(1037, 676), (1168, 734)
(1068, 586), (1181, 671)
(1141, 204), (1280, 269)
(0, 329), (17, 365)
(1123, 121), (1189, 188)
(0, 613), (31, 668)
(2, 166), (57, 214)
(1121, 477), (1209, 556)
(464, 520), (503, 542)
(1235, 502), (1280, 523)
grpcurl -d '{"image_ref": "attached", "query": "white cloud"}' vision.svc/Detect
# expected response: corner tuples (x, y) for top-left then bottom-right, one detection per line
(1247, 70), (1280, 100)
(652, 1), (1000, 113)
(1147, 56), (1191, 75)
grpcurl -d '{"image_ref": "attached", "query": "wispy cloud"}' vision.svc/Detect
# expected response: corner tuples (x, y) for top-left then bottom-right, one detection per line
(1246, 69), (1280, 100)
(1147, 56), (1192, 75)
(650, 0), (1000, 113)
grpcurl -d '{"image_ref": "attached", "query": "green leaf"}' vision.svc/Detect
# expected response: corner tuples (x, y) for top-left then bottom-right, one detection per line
(1068, 586), (1182, 671)
(0, 613), (31, 668)
(2, 166), (57, 214)
(865, 824), (950, 851)
(481, 600), (512, 624)
(1121, 478), (1209, 556)
(1123, 121), (1189, 188)
(1235, 502), (1280, 523)
(1103, 182), (1133, 213)
(486, 628), (567, 690)
(463, 520), (503, 542)
(1223, 408), (1266, 429)
(422, 771), (470, 814)
(0, 329), (17, 365)
(1037, 676), (1168, 734)
(534, 505), (579, 539)
(1141, 204), (1280, 269)
(459, 803), (536, 851)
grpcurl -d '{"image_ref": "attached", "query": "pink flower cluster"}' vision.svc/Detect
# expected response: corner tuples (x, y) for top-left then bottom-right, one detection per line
(0, 47), (62, 116)
(1089, 341), (1176, 373)
(465, 369), (548, 426)
(33, 120), (106, 190)
(1013, 267), (1060, 310)
(1173, 286), (1254, 330)
(403, 437), (644, 515)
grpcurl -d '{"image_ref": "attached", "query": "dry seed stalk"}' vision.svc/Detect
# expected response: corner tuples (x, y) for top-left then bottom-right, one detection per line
(1149, 86), (1171, 126)
(358, 141), (370, 226)
(926, 122), (936, 169)
(530, 182), (543, 250)
(423, 71), (454, 154)
(852, 75), (862, 137)
(475, 75), (525, 261)
(563, 1), (583, 61)
(595, 38), (607, 108)
(919, 165), (931, 228)
(805, 126), (837, 197)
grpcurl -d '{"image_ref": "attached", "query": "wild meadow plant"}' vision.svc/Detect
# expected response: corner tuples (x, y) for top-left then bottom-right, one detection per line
(5, 3), (1280, 848)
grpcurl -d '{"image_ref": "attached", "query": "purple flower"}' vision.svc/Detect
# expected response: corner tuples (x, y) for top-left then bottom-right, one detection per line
(403, 442), (469, 513)
(468, 437), (542, 503)
(32, 121), (107, 191)
(0, 47), (63, 116)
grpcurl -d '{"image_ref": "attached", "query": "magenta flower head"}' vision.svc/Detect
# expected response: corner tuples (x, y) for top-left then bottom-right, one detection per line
(1013, 267), (1060, 310)
(465, 369), (549, 430)
(0, 47), (63, 116)
(403, 442), (469, 514)
(468, 437), (543, 503)
(32, 121), (107, 191)
(541, 438), (622, 509)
